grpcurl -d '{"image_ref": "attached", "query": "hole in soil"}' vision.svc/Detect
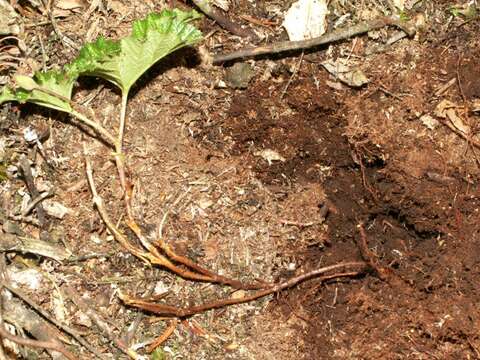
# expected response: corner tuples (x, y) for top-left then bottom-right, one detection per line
(198, 76), (477, 358)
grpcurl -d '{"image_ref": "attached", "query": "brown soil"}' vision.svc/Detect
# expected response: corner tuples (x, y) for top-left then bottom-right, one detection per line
(1, 1), (480, 359)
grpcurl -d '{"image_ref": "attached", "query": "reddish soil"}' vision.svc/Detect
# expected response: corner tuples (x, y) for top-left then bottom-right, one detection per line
(200, 21), (480, 357)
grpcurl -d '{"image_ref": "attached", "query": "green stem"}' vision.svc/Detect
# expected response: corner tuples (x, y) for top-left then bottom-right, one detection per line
(30, 85), (116, 148)
(115, 91), (132, 218)
(118, 92), (129, 152)
(70, 109), (116, 147)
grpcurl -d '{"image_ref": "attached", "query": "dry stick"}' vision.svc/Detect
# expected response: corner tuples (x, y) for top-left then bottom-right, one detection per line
(21, 189), (54, 216)
(2, 282), (105, 359)
(0, 233), (70, 262)
(281, 51), (304, 99)
(146, 319), (178, 353)
(440, 117), (480, 149)
(213, 17), (416, 63)
(0, 325), (77, 360)
(66, 252), (114, 263)
(1, 269), (77, 360)
(121, 261), (367, 317)
(191, 0), (258, 39)
(18, 155), (47, 226)
(62, 285), (140, 360)
(0, 255), (8, 360)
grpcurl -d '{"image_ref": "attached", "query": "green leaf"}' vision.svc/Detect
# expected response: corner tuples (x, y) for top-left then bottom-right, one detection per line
(1, 69), (77, 113)
(25, 70), (76, 112)
(71, 9), (202, 94)
(0, 9), (202, 115)
(0, 86), (16, 105)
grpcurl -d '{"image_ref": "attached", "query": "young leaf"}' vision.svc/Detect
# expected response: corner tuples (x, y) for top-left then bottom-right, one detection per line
(0, 69), (78, 113)
(70, 9), (203, 94)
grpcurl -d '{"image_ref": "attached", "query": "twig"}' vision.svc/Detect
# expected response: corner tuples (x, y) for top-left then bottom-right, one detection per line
(213, 17), (415, 63)
(157, 187), (191, 238)
(280, 220), (319, 228)
(456, 56), (466, 102)
(18, 155), (47, 226)
(281, 51), (304, 99)
(0, 255), (7, 360)
(146, 319), (178, 353)
(120, 261), (367, 317)
(438, 117), (480, 150)
(46, 0), (79, 50)
(1, 274), (77, 360)
(7, 214), (40, 226)
(191, 0), (258, 39)
(0, 325), (77, 360)
(62, 285), (140, 359)
(21, 189), (54, 216)
(2, 282), (104, 359)
(65, 252), (114, 263)
(435, 77), (456, 96)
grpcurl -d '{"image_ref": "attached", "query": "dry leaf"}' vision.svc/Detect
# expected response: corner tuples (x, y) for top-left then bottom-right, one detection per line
(472, 99), (480, 112)
(283, 0), (328, 41)
(0, 0), (21, 35)
(434, 100), (470, 135)
(322, 59), (369, 87)
(420, 115), (439, 130)
(254, 149), (286, 165)
(55, 0), (84, 10)
(213, 0), (230, 12)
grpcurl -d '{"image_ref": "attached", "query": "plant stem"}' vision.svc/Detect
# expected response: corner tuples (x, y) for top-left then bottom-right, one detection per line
(115, 92), (133, 218)
(32, 86), (116, 147)
(118, 92), (129, 151)
(71, 109), (116, 147)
